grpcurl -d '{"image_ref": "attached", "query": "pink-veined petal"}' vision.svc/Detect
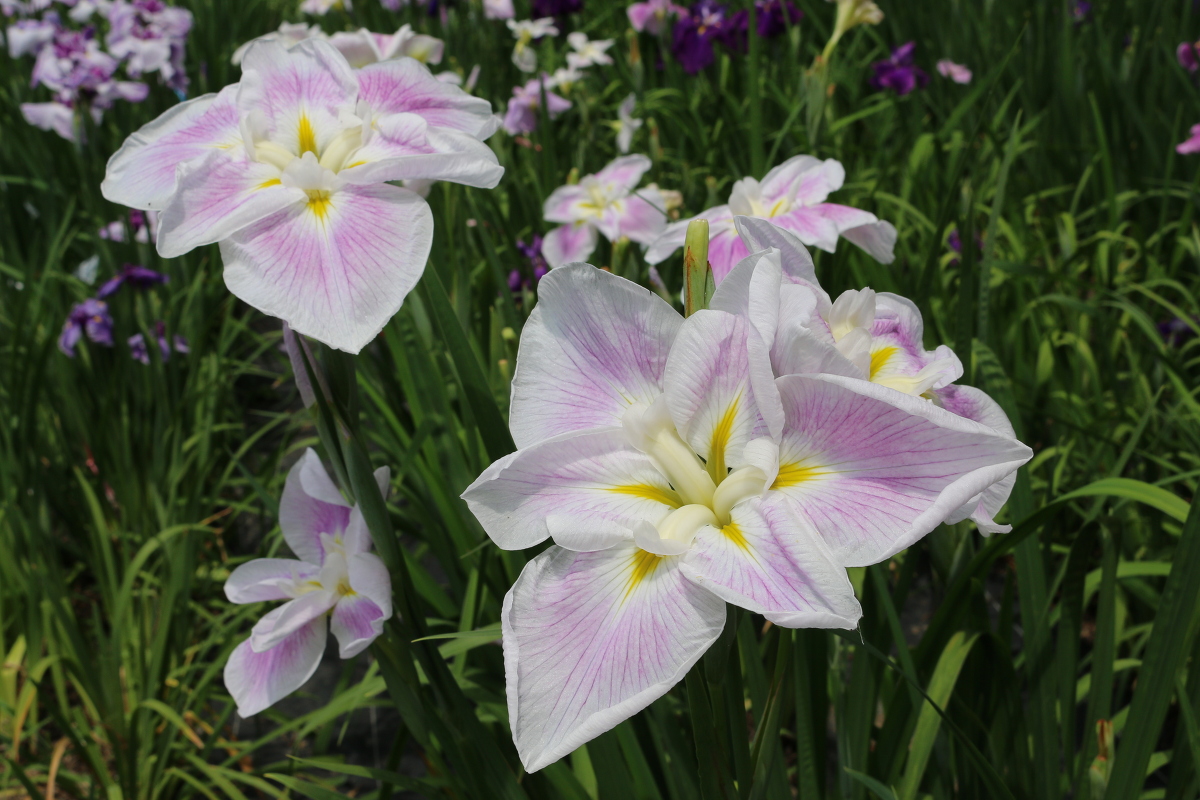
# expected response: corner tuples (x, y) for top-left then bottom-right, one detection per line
(508, 264), (681, 448)
(710, 247), (783, 349)
(606, 190), (668, 245)
(769, 206), (841, 254)
(541, 222), (599, 267)
(936, 384), (1018, 535)
(220, 182), (433, 354)
(462, 428), (679, 551)
(279, 448), (351, 565)
(225, 558), (320, 603)
(542, 184), (590, 224)
(224, 618), (326, 717)
(341, 113), (503, 187)
(809, 203), (897, 264)
(681, 498), (861, 628)
(593, 154), (651, 193)
(503, 543), (725, 772)
(237, 39), (359, 157)
(770, 374), (1032, 567)
(330, 594), (385, 658)
(155, 148), (304, 258)
(644, 205), (733, 265)
(706, 227), (752, 283)
(251, 590), (336, 652)
(731, 215), (820, 288)
(760, 155), (843, 207)
(357, 57), (500, 140)
(102, 84), (242, 210)
(664, 310), (783, 477)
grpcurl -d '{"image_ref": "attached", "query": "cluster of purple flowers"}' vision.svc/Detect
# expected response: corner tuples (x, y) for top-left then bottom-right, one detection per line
(869, 41), (928, 96)
(508, 235), (549, 293)
(59, 232), (184, 362)
(669, 0), (799, 74)
(6, 0), (192, 141)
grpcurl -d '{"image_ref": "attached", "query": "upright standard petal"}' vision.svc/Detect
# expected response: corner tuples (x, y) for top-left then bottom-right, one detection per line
(155, 148), (304, 258)
(503, 543), (726, 772)
(663, 310), (783, 478)
(731, 215), (819, 287)
(603, 191), (668, 245)
(759, 156), (843, 207)
(357, 58), (500, 140)
(508, 264), (682, 447)
(682, 499), (861, 628)
(224, 618), (327, 717)
(225, 558), (320, 603)
(541, 222), (599, 268)
(279, 448), (351, 565)
(101, 85), (242, 210)
(770, 374), (1032, 566)
(343, 115), (503, 187)
(237, 39), (359, 158)
(462, 428), (679, 551)
(592, 154), (652, 193)
(220, 182), (434, 353)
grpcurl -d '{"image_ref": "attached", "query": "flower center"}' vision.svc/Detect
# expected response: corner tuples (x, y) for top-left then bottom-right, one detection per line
(251, 110), (367, 178)
(623, 399), (770, 554)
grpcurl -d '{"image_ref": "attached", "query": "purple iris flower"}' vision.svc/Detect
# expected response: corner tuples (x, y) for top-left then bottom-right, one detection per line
(509, 235), (550, 292)
(104, 0), (193, 92)
(1159, 317), (1199, 347)
(59, 297), (114, 356)
(753, 0), (801, 38)
(97, 263), (168, 298)
(1072, 1), (1091, 24)
(129, 321), (173, 364)
(947, 227), (983, 266)
(531, 0), (581, 17)
(671, 0), (728, 74)
(869, 41), (929, 96)
(1179, 41), (1199, 73)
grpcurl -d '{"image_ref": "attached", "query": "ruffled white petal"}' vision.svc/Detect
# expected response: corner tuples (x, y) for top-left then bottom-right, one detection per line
(224, 618), (326, 717)
(225, 558), (320, 603)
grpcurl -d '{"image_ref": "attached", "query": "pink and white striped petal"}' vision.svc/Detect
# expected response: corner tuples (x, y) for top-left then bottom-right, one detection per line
(236, 39), (359, 158)
(681, 499), (861, 628)
(251, 590), (337, 653)
(357, 58), (500, 140)
(603, 191), (668, 245)
(225, 558), (320, 603)
(101, 84), (241, 210)
(155, 148), (304, 258)
(331, 553), (390, 658)
(220, 182), (433, 354)
(731, 215), (820, 289)
(279, 448), (351, 565)
(541, 222), (599, 268)
(542, 184), (591, 224)
(664, 310), (783, 477)
(770, 206), (841, 254)
(462, 428), (679, 552)
(759, 156), (843, 207)
(936, 384), (1018, 535)
(770, 374), (1032, 567)
(809, 203), (897, 264)
(592, 154), (652, 193)
(341, 114), (503, 187)
(644, 205), (734, 265)
(224, 618), (327, 717)
(503, 543), (726, 772)
(508, 264), (681, 448)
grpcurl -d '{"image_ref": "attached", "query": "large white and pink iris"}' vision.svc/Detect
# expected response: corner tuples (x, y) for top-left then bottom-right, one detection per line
(101, 39), (503, 353)
(461, 265), (1031, 772)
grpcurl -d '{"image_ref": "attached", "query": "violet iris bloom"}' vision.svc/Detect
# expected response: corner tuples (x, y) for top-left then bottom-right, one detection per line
(503, 75), (572, 135)
(105, 0), (193, 93)
(509, 235), (549, 291)
(97, 263), (169, 298)
(670, 0), (731, 73)
(1180, 42), (1200, 72)
(754, 0), (800, 38)
(1072, 1), (1091, 24)
(1178, 124), (1200, 155)
(627, 0), (687, 35)
(59, 298), (114, 356)
(869, 41), (928, 95)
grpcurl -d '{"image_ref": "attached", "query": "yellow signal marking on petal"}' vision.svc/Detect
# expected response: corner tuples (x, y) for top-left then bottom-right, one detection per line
(610, 484), (682, 508)
(298, 113), (318, 155)
(771, 462), (825, 490)
(344, 160), (366, 169)
(707, 396), (741, 482)
(624, 549), (661, 601)
(258, 178), (281, 189)
(721, 522), (750, 551)
(306, 190), (332, 220)
(869, 346), (898, 381)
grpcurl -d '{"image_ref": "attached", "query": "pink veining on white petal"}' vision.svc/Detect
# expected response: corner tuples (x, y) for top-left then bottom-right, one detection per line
(224, 619), (326, 717)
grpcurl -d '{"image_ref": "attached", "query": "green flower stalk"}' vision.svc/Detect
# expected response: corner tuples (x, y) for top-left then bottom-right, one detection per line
(821, 0), (884, 61)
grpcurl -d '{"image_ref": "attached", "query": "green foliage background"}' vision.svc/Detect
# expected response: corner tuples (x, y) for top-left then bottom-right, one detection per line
(2, 0), (1200, 798)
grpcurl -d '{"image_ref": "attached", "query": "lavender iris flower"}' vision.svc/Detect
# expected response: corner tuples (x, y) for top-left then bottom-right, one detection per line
(59, 298), (114, 356)
(671, 0), (728, 74)
(509, 235), (550, 292)
(1159, 317), (1199, 347)
(97, 263), (168, 298)
(753, 0), (801, 38)
(1179, 41), (1200, 73)
(869, 41), (929, 96)
(1071, 1), (1091, 24)
(128, 321), (174, 364)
